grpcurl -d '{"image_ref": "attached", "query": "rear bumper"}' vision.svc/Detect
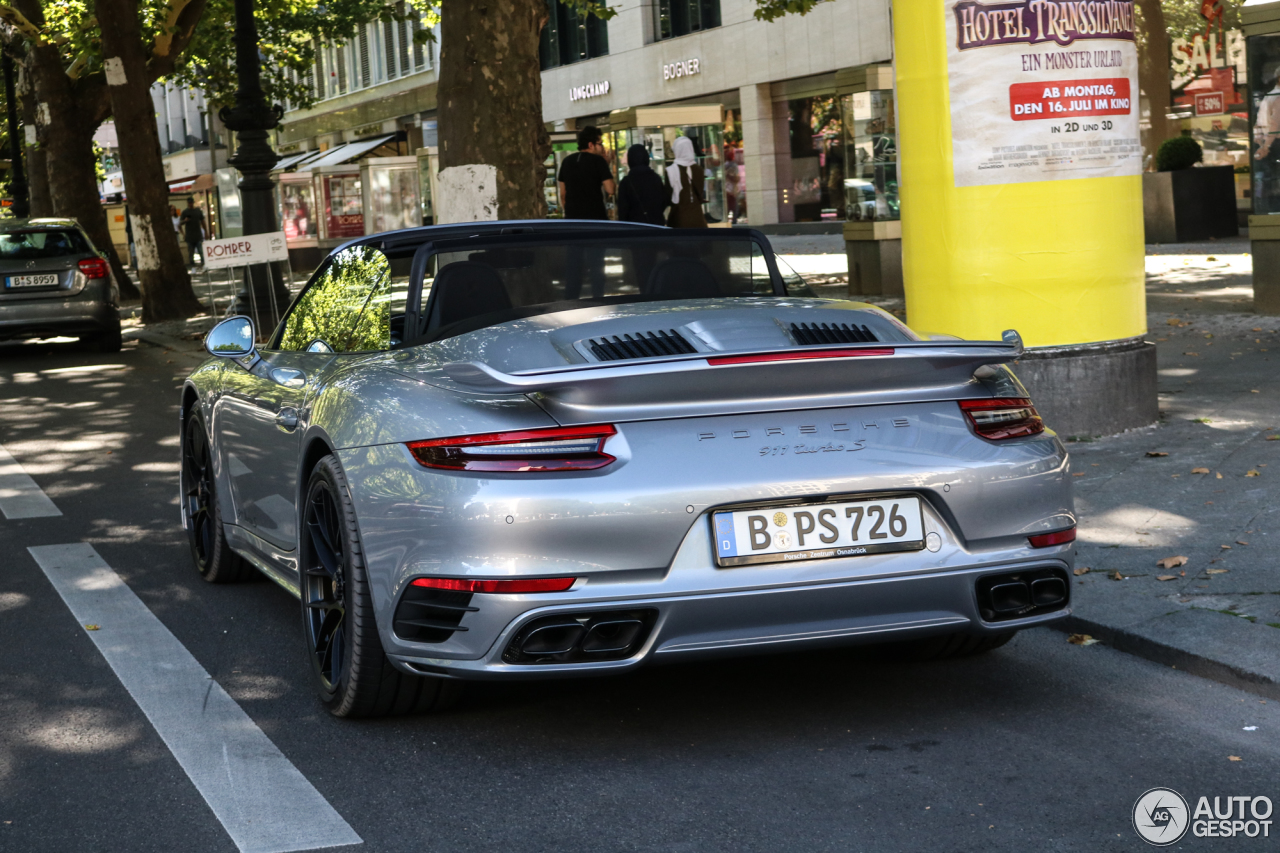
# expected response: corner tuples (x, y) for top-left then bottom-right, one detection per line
(0, 281), (117, 340)
(386, 558), (1071, 681)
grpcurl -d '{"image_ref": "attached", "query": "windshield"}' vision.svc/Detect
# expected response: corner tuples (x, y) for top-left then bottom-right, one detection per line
(420, 233), (778, 340)
(0, 229), (90, 260)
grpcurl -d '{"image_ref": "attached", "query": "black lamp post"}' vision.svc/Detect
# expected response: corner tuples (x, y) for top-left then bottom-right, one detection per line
(219, 0), (290, 331)
(3, 53), (29, 219)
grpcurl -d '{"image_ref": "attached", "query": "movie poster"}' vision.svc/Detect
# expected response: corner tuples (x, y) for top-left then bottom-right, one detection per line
(945, 0), (1143, 187)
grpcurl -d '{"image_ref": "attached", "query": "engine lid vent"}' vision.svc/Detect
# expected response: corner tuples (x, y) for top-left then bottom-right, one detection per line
(586, 330), (697, 362)
(790, 322), (879, 345)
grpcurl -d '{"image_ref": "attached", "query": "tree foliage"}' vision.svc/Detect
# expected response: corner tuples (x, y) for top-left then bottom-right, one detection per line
(279, 245), (390, 352)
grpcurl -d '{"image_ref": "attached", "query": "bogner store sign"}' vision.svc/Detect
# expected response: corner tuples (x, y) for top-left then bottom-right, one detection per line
(944, 0), (1142, 186)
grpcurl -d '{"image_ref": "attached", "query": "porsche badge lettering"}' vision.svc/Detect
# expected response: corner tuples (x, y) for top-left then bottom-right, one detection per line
(698, 418), (909, 454)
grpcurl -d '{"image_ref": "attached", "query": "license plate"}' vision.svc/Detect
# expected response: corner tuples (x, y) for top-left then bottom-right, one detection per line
(8, 274), (60, 288)
(712, 496), (925, 567)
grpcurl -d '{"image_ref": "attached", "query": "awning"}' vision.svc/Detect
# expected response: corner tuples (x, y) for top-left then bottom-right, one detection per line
(274, 150), (324, 172)
(296, 135), (395, 171)
(168, 173), (216, 193)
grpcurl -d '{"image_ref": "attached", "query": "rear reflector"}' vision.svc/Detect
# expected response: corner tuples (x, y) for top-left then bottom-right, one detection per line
(77, 257), (109, 279)
(707, 347), (894, 366)
(410, 576), (577, 594)
(1028, 528), (1076, 548)
(958, 397), (1045, 440)
(407, 424), (616, 472)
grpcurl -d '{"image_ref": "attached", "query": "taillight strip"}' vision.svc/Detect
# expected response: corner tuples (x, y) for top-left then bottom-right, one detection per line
(707, 347), (894, 366)
(407, 424), (617, 472)
(410, 577), (577, 593)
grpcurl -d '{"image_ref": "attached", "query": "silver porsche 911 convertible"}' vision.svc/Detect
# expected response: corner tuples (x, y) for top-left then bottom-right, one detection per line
(181, 221), (1075, 718)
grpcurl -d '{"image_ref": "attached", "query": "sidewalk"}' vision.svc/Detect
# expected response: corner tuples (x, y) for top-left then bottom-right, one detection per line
(1065, 243), (1280, 699)
(125, 238), (1280, 697)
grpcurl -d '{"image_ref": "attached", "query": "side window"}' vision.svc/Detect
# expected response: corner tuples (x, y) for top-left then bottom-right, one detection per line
(279, 245), (392, 352)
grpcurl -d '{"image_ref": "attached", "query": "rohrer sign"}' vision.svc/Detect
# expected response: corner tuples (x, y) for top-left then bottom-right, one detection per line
(202, 231), (289, 270)
(945, 0), (1142, 187)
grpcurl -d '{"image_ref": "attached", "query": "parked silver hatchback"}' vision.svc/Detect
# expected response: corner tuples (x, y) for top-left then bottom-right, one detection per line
(0, 218), (122, 352)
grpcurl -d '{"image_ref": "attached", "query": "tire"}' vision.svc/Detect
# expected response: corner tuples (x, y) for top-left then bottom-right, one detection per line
(892, 630), (1017, 662)
(81, 322), (122, 353)
(300, 454), (462, 718)
(181, 409), (253, 583)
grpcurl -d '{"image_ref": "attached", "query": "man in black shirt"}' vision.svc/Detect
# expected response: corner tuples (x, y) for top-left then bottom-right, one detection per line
(557, 126), (615, 220)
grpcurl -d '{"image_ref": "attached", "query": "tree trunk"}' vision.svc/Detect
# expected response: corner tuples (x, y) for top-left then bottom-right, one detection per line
(1137, 0), (1172, 168)
(96, 0), (202, 322)
(27, 44), (139, 299)
(438, 0), (550, 220)
(16, 71), (50, 217)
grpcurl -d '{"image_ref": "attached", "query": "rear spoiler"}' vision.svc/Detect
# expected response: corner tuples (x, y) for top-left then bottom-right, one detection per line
(438, 331), (1025, 424)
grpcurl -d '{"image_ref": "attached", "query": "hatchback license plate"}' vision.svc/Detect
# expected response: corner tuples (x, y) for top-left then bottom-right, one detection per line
(8, 274), (59, 288)
(712, 496), (925, 567)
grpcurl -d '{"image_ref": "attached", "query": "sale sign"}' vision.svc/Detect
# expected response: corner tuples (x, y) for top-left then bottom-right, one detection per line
(946, 0), (1143, 187)
(1193, 91), (1225, 115)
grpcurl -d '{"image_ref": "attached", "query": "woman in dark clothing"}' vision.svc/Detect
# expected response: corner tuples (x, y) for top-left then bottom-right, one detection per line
(664, 136), (707, 228)
(616, 144), (667, 226)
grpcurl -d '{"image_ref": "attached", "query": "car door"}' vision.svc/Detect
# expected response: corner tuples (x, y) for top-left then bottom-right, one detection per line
(215, 244), (397, 551)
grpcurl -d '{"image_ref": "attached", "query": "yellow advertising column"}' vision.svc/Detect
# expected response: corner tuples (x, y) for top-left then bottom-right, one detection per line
(894, 0), (1154, 436)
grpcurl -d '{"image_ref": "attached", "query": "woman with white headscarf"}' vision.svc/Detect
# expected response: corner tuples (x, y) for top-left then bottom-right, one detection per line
(664, 136), (707, 228)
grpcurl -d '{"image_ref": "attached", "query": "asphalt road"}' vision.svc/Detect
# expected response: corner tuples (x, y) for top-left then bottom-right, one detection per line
(2, 337), (1278, 853)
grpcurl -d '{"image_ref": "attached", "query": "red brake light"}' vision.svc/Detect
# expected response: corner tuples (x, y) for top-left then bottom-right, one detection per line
(410, 576), (577, 593)
(406, 424), (617, 472)
(77, 257), (109, 279)
(707, 347), (894, 366)
(1028, 527), (1076, 548)
(958, 397), (1045, 440)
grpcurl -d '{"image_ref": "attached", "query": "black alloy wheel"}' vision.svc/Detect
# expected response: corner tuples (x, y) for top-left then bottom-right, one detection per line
(300, 455), (461, 718)
(181, 410), (250, 583)
(302, 477), (348, 696)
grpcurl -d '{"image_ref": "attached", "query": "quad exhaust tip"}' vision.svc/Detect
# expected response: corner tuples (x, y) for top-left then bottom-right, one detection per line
(977, 568), (1069, 623)
(504, 610), (657, 664)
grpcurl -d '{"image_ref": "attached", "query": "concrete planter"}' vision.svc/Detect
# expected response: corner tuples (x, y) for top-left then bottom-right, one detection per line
(1143, 165), (1239, 243)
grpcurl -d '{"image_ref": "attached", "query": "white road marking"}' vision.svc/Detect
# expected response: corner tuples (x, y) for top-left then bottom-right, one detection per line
(0, 442), (61, 518)
(28, 543), (362, 853)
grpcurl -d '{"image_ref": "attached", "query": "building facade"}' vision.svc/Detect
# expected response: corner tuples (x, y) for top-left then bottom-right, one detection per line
(539, 0), (897, 227)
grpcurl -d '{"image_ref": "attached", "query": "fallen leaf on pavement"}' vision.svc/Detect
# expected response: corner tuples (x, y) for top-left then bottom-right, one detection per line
(1216, 472), (1224, 478)
(1237, 541), (1249, 546)
(1067, 634), (1099, 646)
(1246, 470), (1260, 477)
(1166, 318), (1185, 326)
(1072, 472), (1085, 477)
(1221, 545), (1232, 550)
(1229, 756), (1242, 762)
(1157, 556), (1189, 569)
(1206, 568), (1229, 575)
(1191, 467), (1210, 474)
(1073, 566), (1090, 576)
(1146, 451), (1169, 457)
(84, 624), (100, 631)
(1184, 352), (1199, 356)
(1268, 435), (1280, 441)
(1180, 571), (1186, 577)
(1253, 327), (1263, 332)
(1109, 570), (1125, 581)
(1156, 575), (1177, 581)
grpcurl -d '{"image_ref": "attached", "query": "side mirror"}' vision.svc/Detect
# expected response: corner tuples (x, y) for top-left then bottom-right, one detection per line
(205, 316), (260, 367)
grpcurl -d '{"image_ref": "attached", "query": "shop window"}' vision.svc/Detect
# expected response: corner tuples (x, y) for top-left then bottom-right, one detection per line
(840, 90), (899, 221)
(540, 0), (609, 70)
(654, 0), (720, 40)
(1249, 34), (1280, 215)
(786, 95), (844, 222)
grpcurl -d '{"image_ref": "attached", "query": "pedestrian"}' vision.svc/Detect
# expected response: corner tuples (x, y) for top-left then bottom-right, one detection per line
(556, 125), (615, 221)
(177, 199), (208, 268)
(664, 136), (707, 228)
(616, 144), (667, 226)
(557, 125), (615, 299)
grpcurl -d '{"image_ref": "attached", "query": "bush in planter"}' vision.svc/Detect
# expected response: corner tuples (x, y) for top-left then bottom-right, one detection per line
(1156, 136), (1203, 171)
